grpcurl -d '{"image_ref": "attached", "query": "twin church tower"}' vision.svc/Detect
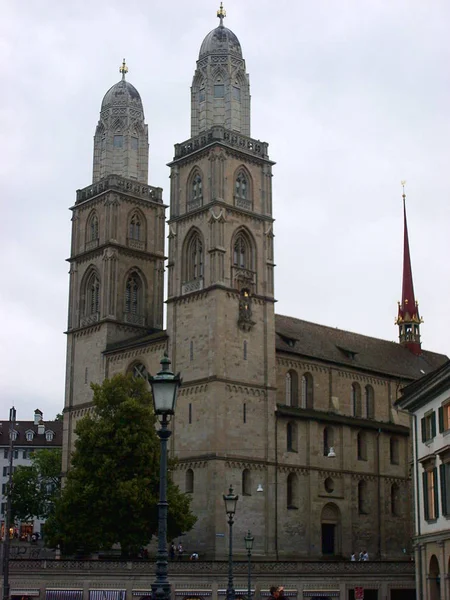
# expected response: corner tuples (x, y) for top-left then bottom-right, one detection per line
(63, 5), (435, 559)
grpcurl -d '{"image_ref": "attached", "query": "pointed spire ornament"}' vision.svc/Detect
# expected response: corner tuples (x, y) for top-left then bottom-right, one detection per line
(217, 2), (226, 26)
(119, 58), (128, 80)
(395, 182), (423, 355)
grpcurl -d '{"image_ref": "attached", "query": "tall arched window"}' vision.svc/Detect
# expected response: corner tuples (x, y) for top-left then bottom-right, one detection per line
(188, 172), (203, 210)
(365, 385), (374, 419)
(357, 431), (367, 461)
(358, 480), (368, 514)
(186, 469), (194, 494)
(391, 483), (399, 516)
(129, 212), (141, 241)
(352, 383), (362, 417)
(184, 231), (204, 286)
(125, 273), (142, 315)
(233, 231), (252, 270)
(323, 426), (334, 456)
(287, 422), (297, 452)
(301, 373), (314, 409)
(390, 437), (400, 465)
(242, 469), (251, 496)
(86, 272), (100, 316)
(287, 473), (298, 508)
(285, 370), (299, 407)
(88, 212), (99, 242)
(235, 171), (247, 199)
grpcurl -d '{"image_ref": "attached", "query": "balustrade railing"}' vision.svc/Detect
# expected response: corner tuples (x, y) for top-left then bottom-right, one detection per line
(174, 127), (269, 160)
(76, 176), (163, 204)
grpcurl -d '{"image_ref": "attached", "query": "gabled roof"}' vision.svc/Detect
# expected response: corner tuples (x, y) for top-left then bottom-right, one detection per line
(397, 360), (450, 411)
(275, 314), (447, 381)
(0, 420), (63, 448)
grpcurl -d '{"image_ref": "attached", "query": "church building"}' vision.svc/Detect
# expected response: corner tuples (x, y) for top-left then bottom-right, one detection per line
(62, 4), (447, 564)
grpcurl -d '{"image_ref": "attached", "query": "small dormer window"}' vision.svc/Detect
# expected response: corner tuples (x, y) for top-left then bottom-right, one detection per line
(45, 431), (54, 442)
(26, 431), (34, 442)
(10, 431), (17, 441)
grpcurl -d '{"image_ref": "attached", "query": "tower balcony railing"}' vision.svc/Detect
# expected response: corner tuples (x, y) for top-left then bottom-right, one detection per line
(174, 126), (270, 161)
(182, 278), (204, 295)
(186, 198), (203, 212)
(76, 175), (163, 204)
(123, 312), (146, 326)
(80, 312), (100, 328)
(127, 238), (146, 251)
(234, 196), (253, 211)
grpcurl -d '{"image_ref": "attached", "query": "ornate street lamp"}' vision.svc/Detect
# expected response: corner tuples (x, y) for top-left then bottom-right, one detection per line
(223, 485), (239, 600)
(244, 530), (254, 600)
(2, 406), (16, 600)
(149, 354), (182, 600)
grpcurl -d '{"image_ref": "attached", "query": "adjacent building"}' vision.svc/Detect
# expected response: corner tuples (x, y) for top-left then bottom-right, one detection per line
(0, 409), (63, 538)
(398, 360), (450, 600)
(61, 2), (447, 573)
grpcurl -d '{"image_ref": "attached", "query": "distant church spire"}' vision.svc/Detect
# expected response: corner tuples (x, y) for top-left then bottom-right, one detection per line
(396, 182), (423, 354)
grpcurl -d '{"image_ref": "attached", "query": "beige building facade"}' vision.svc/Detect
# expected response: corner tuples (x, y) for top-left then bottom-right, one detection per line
(62, 5), (447, 579)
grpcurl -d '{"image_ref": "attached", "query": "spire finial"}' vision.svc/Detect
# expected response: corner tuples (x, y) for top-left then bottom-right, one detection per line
(217, 2), (226, 26)
(119, 58), (128, 81)
(401, 180), (406, 200)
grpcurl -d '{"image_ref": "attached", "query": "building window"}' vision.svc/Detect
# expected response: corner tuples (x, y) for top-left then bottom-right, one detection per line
(357, 431), (367, 461)
(301, 373), (314, 409)
(285, 370), (299, 407)
(113, 135), (123, 147)
(243, 403), (247, 424)
(86, 272), (100, 316)
(0, 503), (4, 515)
(186, 469), (194, 494)
(242, 469), (251, 496)
(358, 480), (368, 514)
(191, 174), (203, 206)
(287, 473), (298, 508)
(2, 484), (7, 495)
(131, 362), (148, 380)
(423, 468), (439, 521)
(391, 483), (400, 516)
(439, 463), (450, 516)
(3, 450), (8, 459)
(45, 431), (54, 442)
(14, 450), (18, 459)
(131, 136), (138, 150)
(438, 401), (450, 432)
(190, 340), (194, 361)
(188, 403), (192, 424)
(421, 411), (436, 443)
(243, 340), (248, 360)
(125, 273), (142, 315)
(390, 437), (400, 465)
(287, 422), (297, 452)
(129, 212), (142, 241)
(88, 212), (99, 242)
(214, 84), (225, 98)
(185, 232), (204, 283)
(233, 231), (252, 270)
(365, 385), (374, 419)
(323, 427), (334, 457)
(352, 383), (362, 418)
(235, 171), (248, 199)
(10, 431), (17, 442)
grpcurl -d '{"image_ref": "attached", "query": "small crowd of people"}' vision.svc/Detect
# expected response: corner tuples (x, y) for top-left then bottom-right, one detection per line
(350, 550), (369, 561)
(269, 586), (285, 600)
(169, 542), (199, 561)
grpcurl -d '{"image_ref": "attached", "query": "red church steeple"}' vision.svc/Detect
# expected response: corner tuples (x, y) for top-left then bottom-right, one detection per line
(395, 182), (423, 354)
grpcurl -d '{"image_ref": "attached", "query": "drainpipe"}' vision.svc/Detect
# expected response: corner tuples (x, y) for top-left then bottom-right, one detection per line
(377, 428), (382, 559)
(275, 412), (279, 560)
(413, 413), (423, 600)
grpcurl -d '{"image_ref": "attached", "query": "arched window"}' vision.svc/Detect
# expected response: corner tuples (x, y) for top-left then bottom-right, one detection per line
(186, 469), (194, 494)
(352, 383), (362, 417)
(184, 231), (204, 285)
(429, 555), (440, 600)
(188, 172), (203, 210)
(233, 231), (253, 270)
(287, 473), (298, 508)
(301, 373), (314, 409)
(86, 272), (100, 316)
(323, 427), (334, 456)
(125, 273), (143, 315)
(358, 480), (368, 514)
(390, 437), (400, 465)
(88, 212), (99, 242)
(129, 362), (148, 380)
(129, 212), (141, 241)
(285, 370), (299, 407)
(235, 171), (247, 199)
(357, 431), (367, 461)
(242, 469), (251, 496)
(287, 422), (297, 452)
(391, 483), (399, 516)
(365, 385), (374, 419)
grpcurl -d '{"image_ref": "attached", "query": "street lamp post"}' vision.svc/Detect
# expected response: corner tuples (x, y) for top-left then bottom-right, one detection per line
(223, 485), (239, 600)
(2, 406), (16, 600)
(149, 353), (181, 600)
(244, 530), (254, 600)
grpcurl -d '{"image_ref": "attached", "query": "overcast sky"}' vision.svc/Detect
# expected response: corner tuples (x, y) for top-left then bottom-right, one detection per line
(1, 0), (449, 421)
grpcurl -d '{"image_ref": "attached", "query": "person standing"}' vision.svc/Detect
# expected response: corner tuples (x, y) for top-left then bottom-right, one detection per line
(169, 542), (175, 561)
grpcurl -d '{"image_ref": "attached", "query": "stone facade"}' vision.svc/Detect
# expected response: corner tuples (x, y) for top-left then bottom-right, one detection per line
(61, 7), (448, 573)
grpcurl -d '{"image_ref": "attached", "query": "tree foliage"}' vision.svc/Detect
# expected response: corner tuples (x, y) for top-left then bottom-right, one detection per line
(10, 449), (62, 523)
(45, 374), (196, 556)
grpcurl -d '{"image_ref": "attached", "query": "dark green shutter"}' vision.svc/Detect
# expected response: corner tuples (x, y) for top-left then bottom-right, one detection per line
(434, 467), (439, 519)
(440, 464), (447, 516)
(431, 412), (437, 438)
(421, 417), (427, 442)
(423, 472), (429, 520)
(439, 407), (444, 433)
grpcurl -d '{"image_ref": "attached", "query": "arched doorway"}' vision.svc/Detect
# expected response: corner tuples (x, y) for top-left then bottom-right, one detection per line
(429, 554), (440, 600)
(321, 503), (340, 556)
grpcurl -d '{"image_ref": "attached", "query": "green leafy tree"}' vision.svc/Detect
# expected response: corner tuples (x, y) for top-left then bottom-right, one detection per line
(10, 449), (62, 523)
(45, 374), (196, 557)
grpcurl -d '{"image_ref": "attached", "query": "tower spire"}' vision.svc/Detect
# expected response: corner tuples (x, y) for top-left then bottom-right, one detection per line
(119, 58), (128, 81)
(396, 182), (423, 354)
(217, 2), (226, 26)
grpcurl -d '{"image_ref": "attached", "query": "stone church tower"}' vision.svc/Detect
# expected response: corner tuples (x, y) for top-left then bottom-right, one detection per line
(62, 62), (165, 471)
(166, 4), (277, 557)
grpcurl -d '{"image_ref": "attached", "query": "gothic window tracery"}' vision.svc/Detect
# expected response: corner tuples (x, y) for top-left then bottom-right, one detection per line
(129, 362), (148, 380)
(233, 232), (252, 270)
(185, 232), (204, 283)
(88, 212), (99, 242)
(235, 171), (247, 199)
(352, 382), (362, 417)
(86, 272), (100, 316)
(301, 373), (314, 409)
(129, 212), (141, 241)
(125, 273), (142, 315)
(188, 172), (203, 211)
(285, 370), (299, 407)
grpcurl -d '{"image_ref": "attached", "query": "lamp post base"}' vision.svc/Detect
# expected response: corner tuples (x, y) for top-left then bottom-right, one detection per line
(151, 582), (171, 600)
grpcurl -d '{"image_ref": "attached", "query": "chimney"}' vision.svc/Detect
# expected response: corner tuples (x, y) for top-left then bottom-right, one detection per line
(34, 408), (43, 425)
